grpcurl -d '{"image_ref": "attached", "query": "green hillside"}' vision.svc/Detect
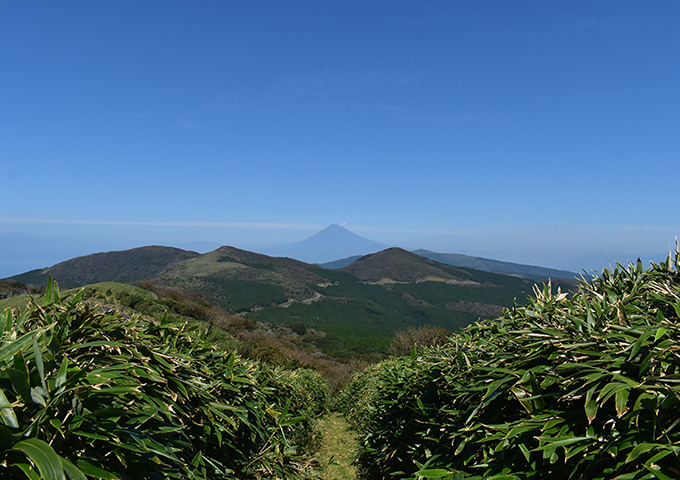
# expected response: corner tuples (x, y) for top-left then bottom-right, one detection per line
(246, 251), (535, 358)
(149, 245), (328, 310)
(10, 245), (199, 288)
(0, 279), (42, 298)
(340, 247), (482, 283)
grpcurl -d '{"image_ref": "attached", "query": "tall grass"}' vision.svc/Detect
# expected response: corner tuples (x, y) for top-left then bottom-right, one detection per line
(0, 280), (327, 479)
(339, 247), (680, 479)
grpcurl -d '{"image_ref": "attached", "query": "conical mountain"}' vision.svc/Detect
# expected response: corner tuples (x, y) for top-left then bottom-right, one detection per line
(340, 247), (481, 284)
(263, 224), (387, 263)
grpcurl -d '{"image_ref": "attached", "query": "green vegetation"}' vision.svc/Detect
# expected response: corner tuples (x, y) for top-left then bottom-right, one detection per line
(0, 280), (43, 300)
(0, 280), (327, 479)
(0, 281), (365, 398)
(389, 325), (449, 357)
(248, 265), (530, 358)
(315, 413), (360, 480)
(9, 246), (199, 288)
(5, 242), (680, 479)
(153, 245), (323, 304)
(197, 277), (288, 312)
(4, 246), (538, 363)
(337, 252), (680, 479)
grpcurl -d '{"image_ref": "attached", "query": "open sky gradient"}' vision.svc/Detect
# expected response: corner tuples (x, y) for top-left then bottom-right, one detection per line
(1, 1), (679, 275)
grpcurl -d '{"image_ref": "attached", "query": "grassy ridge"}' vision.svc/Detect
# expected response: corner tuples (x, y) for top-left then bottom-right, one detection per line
(9, 246), (200, 288)
(0, 282), (327, 479)
(338, 252), (680, 479)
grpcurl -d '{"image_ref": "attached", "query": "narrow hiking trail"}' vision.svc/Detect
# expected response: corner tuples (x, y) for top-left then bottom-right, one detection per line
(315, 412), (360, 480)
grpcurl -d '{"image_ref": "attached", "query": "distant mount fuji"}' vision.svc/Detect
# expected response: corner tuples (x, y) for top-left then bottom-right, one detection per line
(262, 224), (387, 264)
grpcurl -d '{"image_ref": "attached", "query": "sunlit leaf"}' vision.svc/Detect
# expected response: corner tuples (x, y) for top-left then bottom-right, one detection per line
(12, 438), (67, 480)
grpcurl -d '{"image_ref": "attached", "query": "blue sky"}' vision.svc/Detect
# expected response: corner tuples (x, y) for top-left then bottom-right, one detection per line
(1, 1), (679, 275)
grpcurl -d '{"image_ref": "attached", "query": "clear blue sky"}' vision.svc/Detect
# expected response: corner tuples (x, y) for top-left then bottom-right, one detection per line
(1, 1), (679, 273)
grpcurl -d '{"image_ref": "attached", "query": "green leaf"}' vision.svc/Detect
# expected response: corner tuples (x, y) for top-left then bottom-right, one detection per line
(585, 300), (595, 332)
(61, 458), (87, 480)
(73, 430), (110, 441)
(644, 465), (674, 480)
(415, 468), (453, 478)
(280, 415), (305, 427)
(30, 386), (48, 406)
(32, 335), (47, 390)
(533, 436), (590, 450)
(0, 332), (36, 363)
(76, 460), (120, 479)
(654, 326), (668, 342)
(628, 329), (654, 361)
(626, 443), (658, 464)
(645, 449), (673, 466)
(12, 438), (67, 480)
(69, 288), (86, 305)
(44, 278), (53, 307)
(281, 396), (291, 420)
(0, 388), (19, 428)
(585, 386), (598, 424)
(52, 281), (60, 304)
(615, 388), (630, 417)
(55, 358), (69, 390)
(14, 462), (41, 480)
(518, 443), (530, 462)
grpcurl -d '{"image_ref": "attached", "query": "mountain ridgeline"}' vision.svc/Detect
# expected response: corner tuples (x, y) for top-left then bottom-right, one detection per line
(413, 249), (577, 280)
(4, 226), (582, 357)
(11, 245), (200, 288)
(4, 240), (551, 358)
(2, 226), (677, 480)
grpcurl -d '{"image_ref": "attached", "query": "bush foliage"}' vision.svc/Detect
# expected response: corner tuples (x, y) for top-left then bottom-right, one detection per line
(0, 281), (327, 479)
(339, 250), (680, 479)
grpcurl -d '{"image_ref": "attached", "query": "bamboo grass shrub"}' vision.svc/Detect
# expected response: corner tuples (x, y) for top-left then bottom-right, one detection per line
(0, 280), (325, 479)
(340, 248), (680, 480)
(260, 367), (329, 452)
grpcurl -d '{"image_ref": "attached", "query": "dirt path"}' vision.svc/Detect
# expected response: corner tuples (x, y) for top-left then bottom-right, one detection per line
(315, 413), (360, 480)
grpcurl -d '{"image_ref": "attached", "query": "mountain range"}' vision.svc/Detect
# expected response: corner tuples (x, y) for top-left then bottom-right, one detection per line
(412, 249), (577, 281)
(4, 235), (553, 356)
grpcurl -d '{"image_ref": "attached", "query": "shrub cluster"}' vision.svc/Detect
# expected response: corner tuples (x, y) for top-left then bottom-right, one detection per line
(339, 252), (680, 479)
(0, 281), (327, 479)
(0, 280), (43, 300)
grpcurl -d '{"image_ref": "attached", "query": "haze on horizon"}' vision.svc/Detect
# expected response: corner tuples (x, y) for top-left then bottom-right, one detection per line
(1, 2), (678, 277)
